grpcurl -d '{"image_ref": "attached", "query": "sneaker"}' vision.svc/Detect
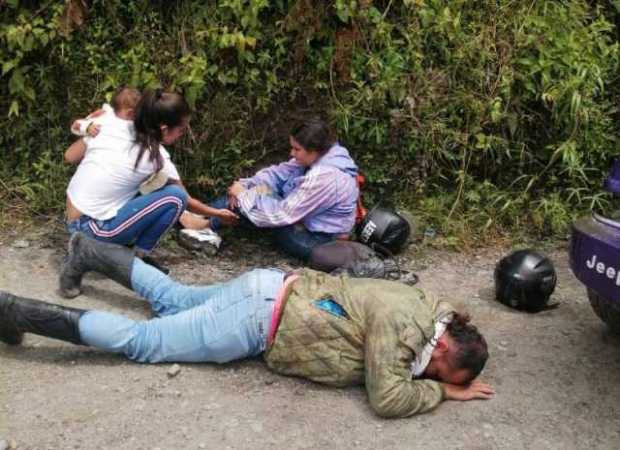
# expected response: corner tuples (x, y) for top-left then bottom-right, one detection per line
(178, 228), (222, 256)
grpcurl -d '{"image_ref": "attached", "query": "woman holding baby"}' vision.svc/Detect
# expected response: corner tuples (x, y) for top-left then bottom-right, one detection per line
(63, 87), (235, 262)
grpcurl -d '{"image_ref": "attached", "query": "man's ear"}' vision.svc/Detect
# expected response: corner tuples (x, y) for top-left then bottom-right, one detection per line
(434, 334), (450, 354)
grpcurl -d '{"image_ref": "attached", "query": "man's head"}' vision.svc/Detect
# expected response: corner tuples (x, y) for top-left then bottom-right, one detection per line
(111, 86), (141, 120)
(423, 313), (488, 385)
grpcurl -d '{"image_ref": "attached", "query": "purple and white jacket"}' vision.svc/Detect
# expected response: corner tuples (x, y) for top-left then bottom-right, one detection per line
(237, 144), (359, 234)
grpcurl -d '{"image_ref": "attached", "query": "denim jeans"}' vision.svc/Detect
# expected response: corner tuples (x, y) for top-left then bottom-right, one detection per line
(208, 195), (336, 261)
(66, 185), (188, 253)
(78, 260), (284, 363)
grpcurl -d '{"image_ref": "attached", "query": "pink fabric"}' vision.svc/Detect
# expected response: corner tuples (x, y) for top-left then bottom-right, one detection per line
(268, 274), (300, 346)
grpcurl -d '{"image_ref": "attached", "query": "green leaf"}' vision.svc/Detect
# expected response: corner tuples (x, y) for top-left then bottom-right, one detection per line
(2, 60), (16, 75)
(8, 100), (19, 118)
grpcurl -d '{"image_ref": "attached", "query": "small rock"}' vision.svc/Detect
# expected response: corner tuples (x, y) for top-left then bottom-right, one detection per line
(13, 240), (29, 249)
(423, 228), (436, 239)
(167, 364), (182, 378)
(264, 379), (275, 385)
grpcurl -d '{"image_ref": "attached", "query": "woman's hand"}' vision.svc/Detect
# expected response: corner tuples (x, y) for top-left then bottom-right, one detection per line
(228, 181), (246, 198)
(227, 181), (246, 211)
(442, 379), (495, 401)
(215, 208), (239, 226)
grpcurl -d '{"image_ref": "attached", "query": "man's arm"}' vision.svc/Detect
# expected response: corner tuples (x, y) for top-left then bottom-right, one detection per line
(364, 316), (445, 418)
(64, 139), (87, 165)
(364, 315), (495, 418)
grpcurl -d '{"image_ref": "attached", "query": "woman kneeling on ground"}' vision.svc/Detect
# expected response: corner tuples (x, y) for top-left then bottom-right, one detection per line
(208, 118), (359, 260)
(63, 89), (235, 281)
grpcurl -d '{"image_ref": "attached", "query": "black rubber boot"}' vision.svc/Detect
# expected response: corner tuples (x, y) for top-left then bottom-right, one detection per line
(59, 232), (135, 299)
(0, 292), (85, 345)
(140, 255), (170, 275)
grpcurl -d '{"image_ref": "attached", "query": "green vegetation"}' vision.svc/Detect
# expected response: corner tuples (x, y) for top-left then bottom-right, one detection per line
(2, 0), (619, 246)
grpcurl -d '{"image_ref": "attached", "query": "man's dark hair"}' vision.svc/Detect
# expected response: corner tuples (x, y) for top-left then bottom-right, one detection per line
(447, 313), (488, 382)
(290, 118), (335, 154)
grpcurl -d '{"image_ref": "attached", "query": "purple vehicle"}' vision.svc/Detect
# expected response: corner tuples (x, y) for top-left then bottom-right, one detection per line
(570, 160), (620, 332)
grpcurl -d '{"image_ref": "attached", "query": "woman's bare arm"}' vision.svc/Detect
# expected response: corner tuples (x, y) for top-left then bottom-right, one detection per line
(64, 139), (87, 165)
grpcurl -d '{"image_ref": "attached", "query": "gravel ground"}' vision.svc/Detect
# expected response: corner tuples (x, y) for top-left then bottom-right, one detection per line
(1, 229), (619, 450)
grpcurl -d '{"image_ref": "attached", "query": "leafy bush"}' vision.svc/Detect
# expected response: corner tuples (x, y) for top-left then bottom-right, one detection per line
(1, 0), (619, 245)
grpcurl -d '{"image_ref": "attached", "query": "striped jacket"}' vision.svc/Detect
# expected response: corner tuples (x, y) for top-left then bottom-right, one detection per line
(237, 144), (359, 234)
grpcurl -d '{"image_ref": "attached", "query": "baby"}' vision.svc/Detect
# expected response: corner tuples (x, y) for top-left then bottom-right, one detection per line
(69, 86), (231, 253)
(71, 86), (141, 137)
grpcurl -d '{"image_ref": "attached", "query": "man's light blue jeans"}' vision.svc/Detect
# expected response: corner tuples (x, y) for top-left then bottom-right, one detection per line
(78, 260), (284, 363)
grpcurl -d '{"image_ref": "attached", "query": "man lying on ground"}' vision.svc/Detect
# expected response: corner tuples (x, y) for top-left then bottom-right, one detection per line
(0, 233), (494, 418)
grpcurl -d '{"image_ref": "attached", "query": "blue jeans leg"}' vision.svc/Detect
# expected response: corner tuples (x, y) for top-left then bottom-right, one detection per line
(78, 268), (284, 363)
(271, 225), (336, 261)
(130, 259), (284, 317)
(207, 195), (228, 231)
(208, 195), (254, 231)
(79, 185), (188, 252)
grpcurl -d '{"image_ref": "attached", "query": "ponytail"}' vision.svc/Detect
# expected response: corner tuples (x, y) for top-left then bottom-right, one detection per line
(133, 88), (190, 171)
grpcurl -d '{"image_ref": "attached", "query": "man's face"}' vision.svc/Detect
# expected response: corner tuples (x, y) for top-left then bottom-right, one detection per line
(424, 359), (471, 385)
(423, 333), (472, 385)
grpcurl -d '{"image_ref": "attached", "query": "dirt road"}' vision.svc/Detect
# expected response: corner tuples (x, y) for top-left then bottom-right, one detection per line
(1, 230), (619, 450)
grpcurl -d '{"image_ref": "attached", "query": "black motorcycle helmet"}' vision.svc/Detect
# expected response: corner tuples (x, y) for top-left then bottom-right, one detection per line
(356, 205), (412, 254)
(494, 249), (557, 312)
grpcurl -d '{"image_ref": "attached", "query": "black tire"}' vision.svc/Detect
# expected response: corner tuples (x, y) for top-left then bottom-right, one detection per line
(587, 289), (620, 333)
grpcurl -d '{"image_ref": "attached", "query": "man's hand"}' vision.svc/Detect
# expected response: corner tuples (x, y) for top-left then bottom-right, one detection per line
(442, 380), (495, 401)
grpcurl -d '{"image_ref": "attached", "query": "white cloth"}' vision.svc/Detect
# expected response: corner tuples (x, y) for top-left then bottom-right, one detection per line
(71, 103), (114, 136)
(410, 314), (454, 379)
(67, 111), (180, 221)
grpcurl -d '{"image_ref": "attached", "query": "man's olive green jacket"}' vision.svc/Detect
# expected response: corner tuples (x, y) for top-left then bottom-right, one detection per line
(264, 269), (455, 418)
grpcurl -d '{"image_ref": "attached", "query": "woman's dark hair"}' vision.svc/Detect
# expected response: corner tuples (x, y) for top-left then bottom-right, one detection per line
(133, 89), (190, 170)
(290, 118), (335, 154)
(446, 313), (489, 382)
